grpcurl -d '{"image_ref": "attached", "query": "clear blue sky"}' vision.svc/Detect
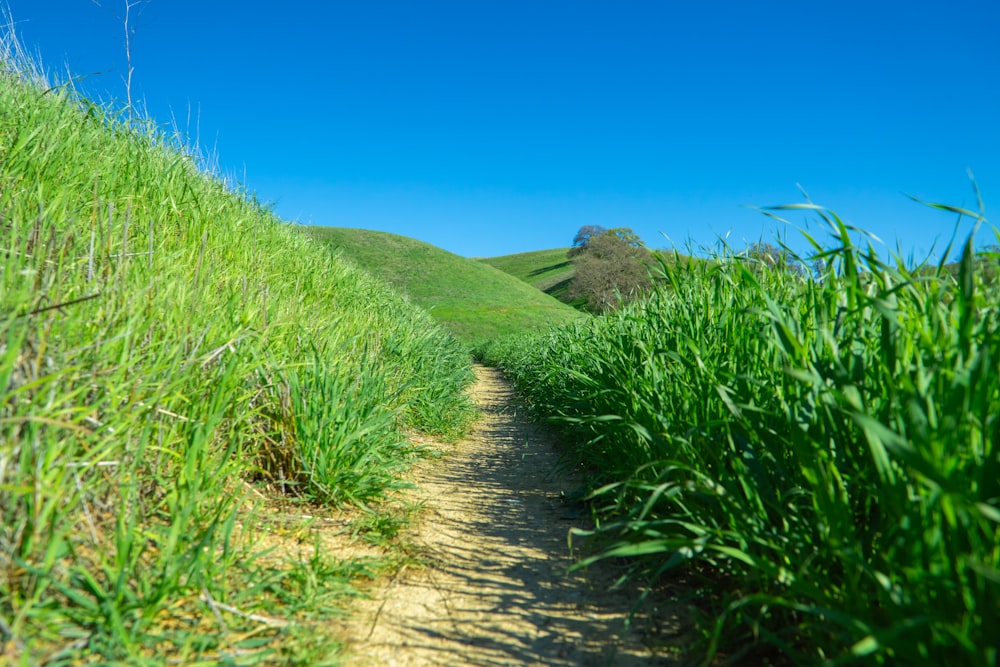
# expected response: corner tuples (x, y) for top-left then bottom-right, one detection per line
(5, 1), (998, 259)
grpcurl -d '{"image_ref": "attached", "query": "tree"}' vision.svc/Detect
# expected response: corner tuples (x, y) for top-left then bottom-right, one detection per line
(743, 242), (806, 277)
(605, 227), (644, 247)
(567, 227), (653, 312)
(568, 225), (608, 257)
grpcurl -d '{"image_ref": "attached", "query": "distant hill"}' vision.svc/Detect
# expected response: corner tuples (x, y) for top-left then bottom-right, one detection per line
(481, 246), (693, 312)
(478, 248), (586, 308)
(304, 227), (586, 344)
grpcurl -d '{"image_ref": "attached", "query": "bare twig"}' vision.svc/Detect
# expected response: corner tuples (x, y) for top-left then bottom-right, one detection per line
(133, 402), (193, 422)
(26, 292), (101, 316)
(65, 460), (120, 469)
(89, 0), (147, 115)
(199, 335), (247, 369)
(199, 591), (289, 629)
(201, 587), (229, 632)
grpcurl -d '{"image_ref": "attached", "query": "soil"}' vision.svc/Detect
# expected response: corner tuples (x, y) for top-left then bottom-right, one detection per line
(333, 365), (682, 666)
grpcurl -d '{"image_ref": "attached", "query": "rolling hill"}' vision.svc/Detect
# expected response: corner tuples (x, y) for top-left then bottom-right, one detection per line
(477, 247), (583, 306)
(304, 227), (586, 344)
(480, 246), (694, 312)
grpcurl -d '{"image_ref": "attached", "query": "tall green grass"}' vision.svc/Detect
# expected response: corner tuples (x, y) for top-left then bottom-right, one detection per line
(480, 203), (1000, 665)
(0, 35), (474, 664)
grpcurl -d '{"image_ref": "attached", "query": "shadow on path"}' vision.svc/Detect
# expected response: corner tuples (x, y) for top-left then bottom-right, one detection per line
(338, 366), (681, 666)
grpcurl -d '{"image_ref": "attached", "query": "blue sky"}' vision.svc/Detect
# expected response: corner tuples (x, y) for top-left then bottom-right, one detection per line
(5, 1), (998, 259)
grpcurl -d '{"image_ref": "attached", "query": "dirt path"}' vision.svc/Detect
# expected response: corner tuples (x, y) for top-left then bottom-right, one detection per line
(335, 365), (678, 666)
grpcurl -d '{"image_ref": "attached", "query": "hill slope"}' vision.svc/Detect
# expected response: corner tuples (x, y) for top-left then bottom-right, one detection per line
(484, 246), (697, 313)
(0, 44), (475, 664)
(305, 227), (586, 344)
(478, 247), (581, 305)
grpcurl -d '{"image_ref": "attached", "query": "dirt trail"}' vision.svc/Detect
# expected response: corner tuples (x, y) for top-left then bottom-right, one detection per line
(336, 365), (678, 666)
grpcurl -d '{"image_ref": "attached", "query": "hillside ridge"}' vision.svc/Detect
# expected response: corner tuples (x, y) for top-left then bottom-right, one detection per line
(305, 226), (585, 344)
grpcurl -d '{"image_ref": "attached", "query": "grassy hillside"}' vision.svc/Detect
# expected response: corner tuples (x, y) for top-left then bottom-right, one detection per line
(0, 42), (475, 664)
(305, 227), (586, 344)
(478, 247), (577, 303)
(482, 246), (694, 312)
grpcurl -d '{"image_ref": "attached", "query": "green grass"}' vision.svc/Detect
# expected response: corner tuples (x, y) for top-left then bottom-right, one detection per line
(305, 227), (586, 345)
(480, 205), (1000, 666)
(0, 36), (475, 664)
(478, 247), (579, 303)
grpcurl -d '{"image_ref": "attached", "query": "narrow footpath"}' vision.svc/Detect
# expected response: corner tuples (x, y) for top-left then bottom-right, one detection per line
(335, 365), (678, 666)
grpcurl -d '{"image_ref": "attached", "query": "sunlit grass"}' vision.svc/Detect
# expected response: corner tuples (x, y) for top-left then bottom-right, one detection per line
(0, 33), (474, 664)
(480, 201), (1000, 665)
